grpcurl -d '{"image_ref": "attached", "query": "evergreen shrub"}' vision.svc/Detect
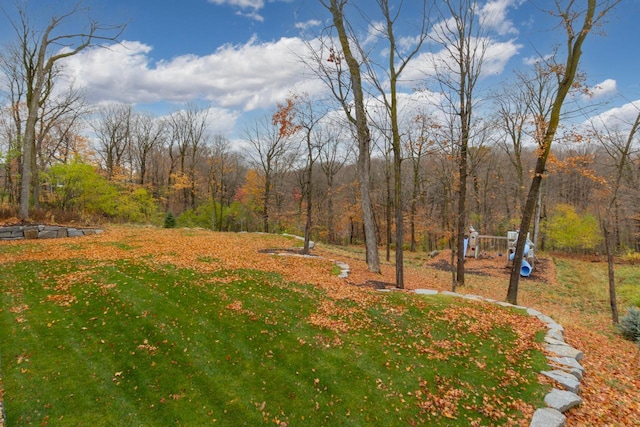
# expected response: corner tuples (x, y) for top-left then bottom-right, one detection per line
(618, 306), (640, 343)
(164, 212), (176, 228)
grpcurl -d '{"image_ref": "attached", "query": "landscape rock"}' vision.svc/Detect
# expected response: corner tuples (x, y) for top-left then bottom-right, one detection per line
(537, 314), (557, 325)
(415, 289), (439, 295)
(546, 329), (564, 342)
(24, 228), (39, 239)
(545, 343), (584, 361)
(38, 230), (59, 239)
(496, 301), (515, 308)
(527, 308), (543, 317)
(548, 323), (565, 333)
(544, 336), (568, 346)
(440, 291), (462, 297)
(67, 228), (84, 237)
(547, 356), (584, 373)
(544, 388), (582, 413)
(530, 407), (566, 427)
(541, 370), (581, 394)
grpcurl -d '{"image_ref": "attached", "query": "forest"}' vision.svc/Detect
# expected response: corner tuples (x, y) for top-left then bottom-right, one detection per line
(0, 1), (635, 284)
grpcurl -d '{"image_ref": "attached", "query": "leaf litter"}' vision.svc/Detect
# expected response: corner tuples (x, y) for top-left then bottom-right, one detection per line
(0, 226), (637, 425)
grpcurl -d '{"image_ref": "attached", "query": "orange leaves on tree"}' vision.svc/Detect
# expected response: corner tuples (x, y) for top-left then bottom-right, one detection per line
(272, 97), (302, 138)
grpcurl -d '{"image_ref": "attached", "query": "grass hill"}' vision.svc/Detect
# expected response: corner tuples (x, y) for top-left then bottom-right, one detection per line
(0, 226), (637, 425)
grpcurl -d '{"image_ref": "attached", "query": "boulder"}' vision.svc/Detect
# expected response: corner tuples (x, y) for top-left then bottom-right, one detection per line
(67, 228), (84, 237)
(545, 343), (584, 361)
(544, 388), (582, 413)
(541, 370), (581, 394)
(440, 291), (462, 297)
(530, 407), (566, 427)
(546, 329), (564, 342)
(547, 356), (584, 373)
(415, 289), (438, 295)
(24, 227), (39, 239)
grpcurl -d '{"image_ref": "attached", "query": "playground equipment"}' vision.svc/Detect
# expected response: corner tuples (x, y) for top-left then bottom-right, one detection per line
(464, 226), (480, 258)
(507, 231), (535, 277)
(463, 226), (535, 277)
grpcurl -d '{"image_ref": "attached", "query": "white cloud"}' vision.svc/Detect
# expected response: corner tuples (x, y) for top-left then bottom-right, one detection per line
(207, 0), (265, 21)
(363, 21), (386, 47)
(207, 0), (264, 11)
(586, 100), (640, 132)
(482, 39), (522, 75)
(400, 37), (521, 84)
(522, 54), (553, 66)
(479, 0), (520, 36)
(60, 36), (326, 114)
(295, 19), (322, 32)
(203, 107), (242, 136)
(207, 0), (294, 22)
(589, 78), (617, 99)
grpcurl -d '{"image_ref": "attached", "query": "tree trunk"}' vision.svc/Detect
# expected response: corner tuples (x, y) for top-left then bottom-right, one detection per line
(385, 157), (392, 262)
(328, 0), (380, 273)
(303, 149), (313, 255)
(262, 175), (270, 233)
(507, 0), (599, 305)
(507, 171), (542, 304)
(455, 150), (468, 290)
(533, 185), (543, 249)
(327, 178), (335, 244)
(603, 222), (619, 324)
(394, 147), (404, 288)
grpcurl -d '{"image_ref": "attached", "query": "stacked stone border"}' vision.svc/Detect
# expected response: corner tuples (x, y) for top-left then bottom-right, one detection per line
(0, 224), (104, 240)
(332, 259), (583, 427)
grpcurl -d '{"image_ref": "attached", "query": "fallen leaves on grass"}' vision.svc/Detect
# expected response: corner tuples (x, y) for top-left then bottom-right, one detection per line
(2, 226), (638, 425)
(8, 304), (29, 314)
(45, 293), (77, 307)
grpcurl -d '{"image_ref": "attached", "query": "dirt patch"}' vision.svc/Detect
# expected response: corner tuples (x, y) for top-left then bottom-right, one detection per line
(424, 252), (555, 284)
(257, 248), (318, 256)
(361, 280), (396, 290)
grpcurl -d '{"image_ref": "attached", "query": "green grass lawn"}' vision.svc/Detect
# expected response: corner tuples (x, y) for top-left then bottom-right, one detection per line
(0, 241), (548, 426)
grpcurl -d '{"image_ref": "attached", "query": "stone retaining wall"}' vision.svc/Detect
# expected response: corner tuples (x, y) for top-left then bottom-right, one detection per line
(0, 225), (103, 240)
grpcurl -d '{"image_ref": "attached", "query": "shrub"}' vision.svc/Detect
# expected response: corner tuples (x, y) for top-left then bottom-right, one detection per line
(544, 204), (602, 252)
(176, 208), (206, 228)
(618, 306), (640, 343)
(163, 212), (176, 229)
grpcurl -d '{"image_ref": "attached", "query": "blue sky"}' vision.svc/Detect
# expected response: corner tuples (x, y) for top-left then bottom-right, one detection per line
(1, 0), (639, 139)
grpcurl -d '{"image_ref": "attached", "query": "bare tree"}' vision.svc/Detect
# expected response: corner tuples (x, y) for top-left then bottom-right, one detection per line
(0, 40), (27, 206)
(318, 123), (350, 244)
(167, 104), (209, 211)
(206, 135), (231, 231)
(36, 87), (86, 167)
(590, 108), (640, 323)
(430, 0), (489, 290)
(2, 1), (125, 220)
(507, 0), (621, 305)
(92, 103), (133, 179)
(131, 112), (166, 186)
(245, 113), (298, 233)
(364, 0), (430, 288)
(316, 0), (381, 273)
(288, 94), (327, 254)
(406, 114), (438, 251)
(491, 77), (535, 214)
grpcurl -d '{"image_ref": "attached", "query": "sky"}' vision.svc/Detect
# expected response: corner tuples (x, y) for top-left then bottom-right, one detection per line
(1, 0), (639, 141)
